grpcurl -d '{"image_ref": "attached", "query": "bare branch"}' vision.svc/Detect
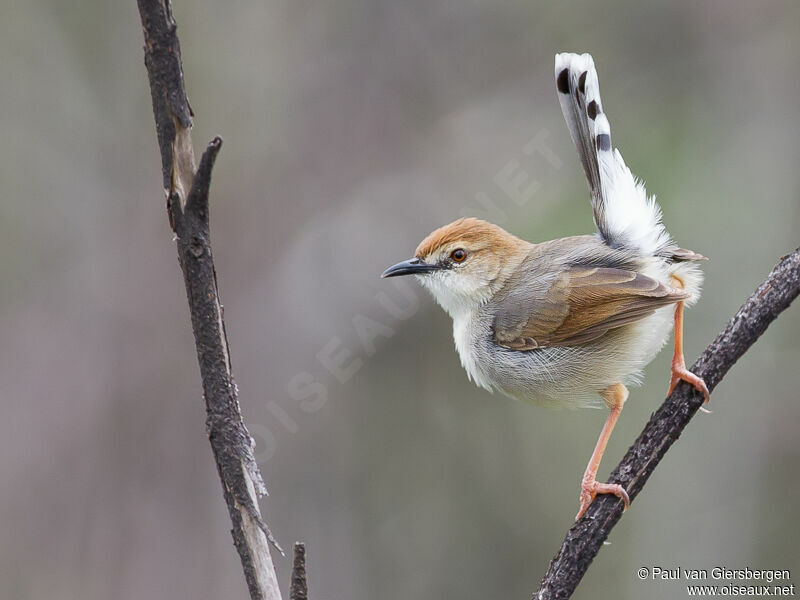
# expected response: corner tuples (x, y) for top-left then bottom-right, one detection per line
(136, 1), (283, 598)
(535, 247), (800, 599)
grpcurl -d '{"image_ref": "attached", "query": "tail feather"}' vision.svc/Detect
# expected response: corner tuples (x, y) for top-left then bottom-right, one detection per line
(555, 52), (671, 257)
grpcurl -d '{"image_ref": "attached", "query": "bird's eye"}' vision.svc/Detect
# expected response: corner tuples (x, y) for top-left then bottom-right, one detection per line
(451, 249), (467, 263)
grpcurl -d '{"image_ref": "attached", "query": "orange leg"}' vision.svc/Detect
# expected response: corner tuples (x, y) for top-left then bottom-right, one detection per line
(667, 300), (710, 404)
(576, 382), (631, 520)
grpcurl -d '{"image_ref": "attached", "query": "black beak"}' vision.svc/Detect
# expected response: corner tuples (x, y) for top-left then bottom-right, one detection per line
(381, 257), (440, 278)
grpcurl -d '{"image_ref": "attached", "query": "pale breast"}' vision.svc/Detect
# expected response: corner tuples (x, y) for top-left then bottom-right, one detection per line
(454, 300), (677, 409)
(451, 311), (495, 392)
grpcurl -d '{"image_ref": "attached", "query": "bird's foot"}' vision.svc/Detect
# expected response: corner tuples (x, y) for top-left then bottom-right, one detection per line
(575, 478), (630, 520)
(668, 358), (710, 406)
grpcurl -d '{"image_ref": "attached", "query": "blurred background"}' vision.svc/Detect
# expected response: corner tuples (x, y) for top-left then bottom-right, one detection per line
(1, 1), (798, 598)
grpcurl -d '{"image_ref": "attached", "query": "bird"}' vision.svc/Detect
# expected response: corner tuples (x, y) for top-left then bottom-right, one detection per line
(381, 52), (709, 520)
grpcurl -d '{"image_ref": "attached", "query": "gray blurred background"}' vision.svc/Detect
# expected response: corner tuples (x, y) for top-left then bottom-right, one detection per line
(1, 1), (799, 599)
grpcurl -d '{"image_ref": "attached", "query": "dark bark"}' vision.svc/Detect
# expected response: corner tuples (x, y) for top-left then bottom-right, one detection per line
(137, 0), (192, 191)
(290, 543), (308, 600)
(535, 247), (800, 600)
(136, 1), (283, 598)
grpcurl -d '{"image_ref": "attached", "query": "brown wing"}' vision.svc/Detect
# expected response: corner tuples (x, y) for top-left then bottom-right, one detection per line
(492, 266), (688, 351)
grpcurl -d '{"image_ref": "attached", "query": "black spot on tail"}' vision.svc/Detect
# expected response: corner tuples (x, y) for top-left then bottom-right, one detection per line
(578, 72), (587, 94)
(557, 69), (570, 94)
(588, 100), (599, 120)
(596, 134), (611, 151)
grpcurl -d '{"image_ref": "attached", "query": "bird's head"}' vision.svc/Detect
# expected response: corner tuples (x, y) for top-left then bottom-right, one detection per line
(382, 218), (530, 317)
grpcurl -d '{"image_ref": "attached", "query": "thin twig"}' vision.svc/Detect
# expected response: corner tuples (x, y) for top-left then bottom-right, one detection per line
(290, 543), (309, 600)
(136, 2), (283, 599)
(535, 247), (800, 599)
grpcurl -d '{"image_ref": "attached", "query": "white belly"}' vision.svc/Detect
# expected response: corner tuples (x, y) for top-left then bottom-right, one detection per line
(451, 304), (677, 409)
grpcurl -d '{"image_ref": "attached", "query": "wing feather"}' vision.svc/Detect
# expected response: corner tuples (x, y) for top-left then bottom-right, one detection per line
(493, 266), (687, 351)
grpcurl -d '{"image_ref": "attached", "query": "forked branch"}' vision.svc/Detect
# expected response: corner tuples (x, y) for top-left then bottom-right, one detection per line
(136, 1), (283, 598)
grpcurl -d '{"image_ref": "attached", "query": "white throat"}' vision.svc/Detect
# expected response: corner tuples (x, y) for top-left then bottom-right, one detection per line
(415, 272), (491, 319)
(416, 273), (493, 391)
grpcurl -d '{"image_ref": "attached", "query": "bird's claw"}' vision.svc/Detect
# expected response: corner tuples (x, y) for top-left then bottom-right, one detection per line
(668, 360), (710, 404)
(575, 479), (630, 520)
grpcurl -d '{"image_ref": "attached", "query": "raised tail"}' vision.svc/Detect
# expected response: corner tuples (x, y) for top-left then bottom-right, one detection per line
(555, 52), (671, 257)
